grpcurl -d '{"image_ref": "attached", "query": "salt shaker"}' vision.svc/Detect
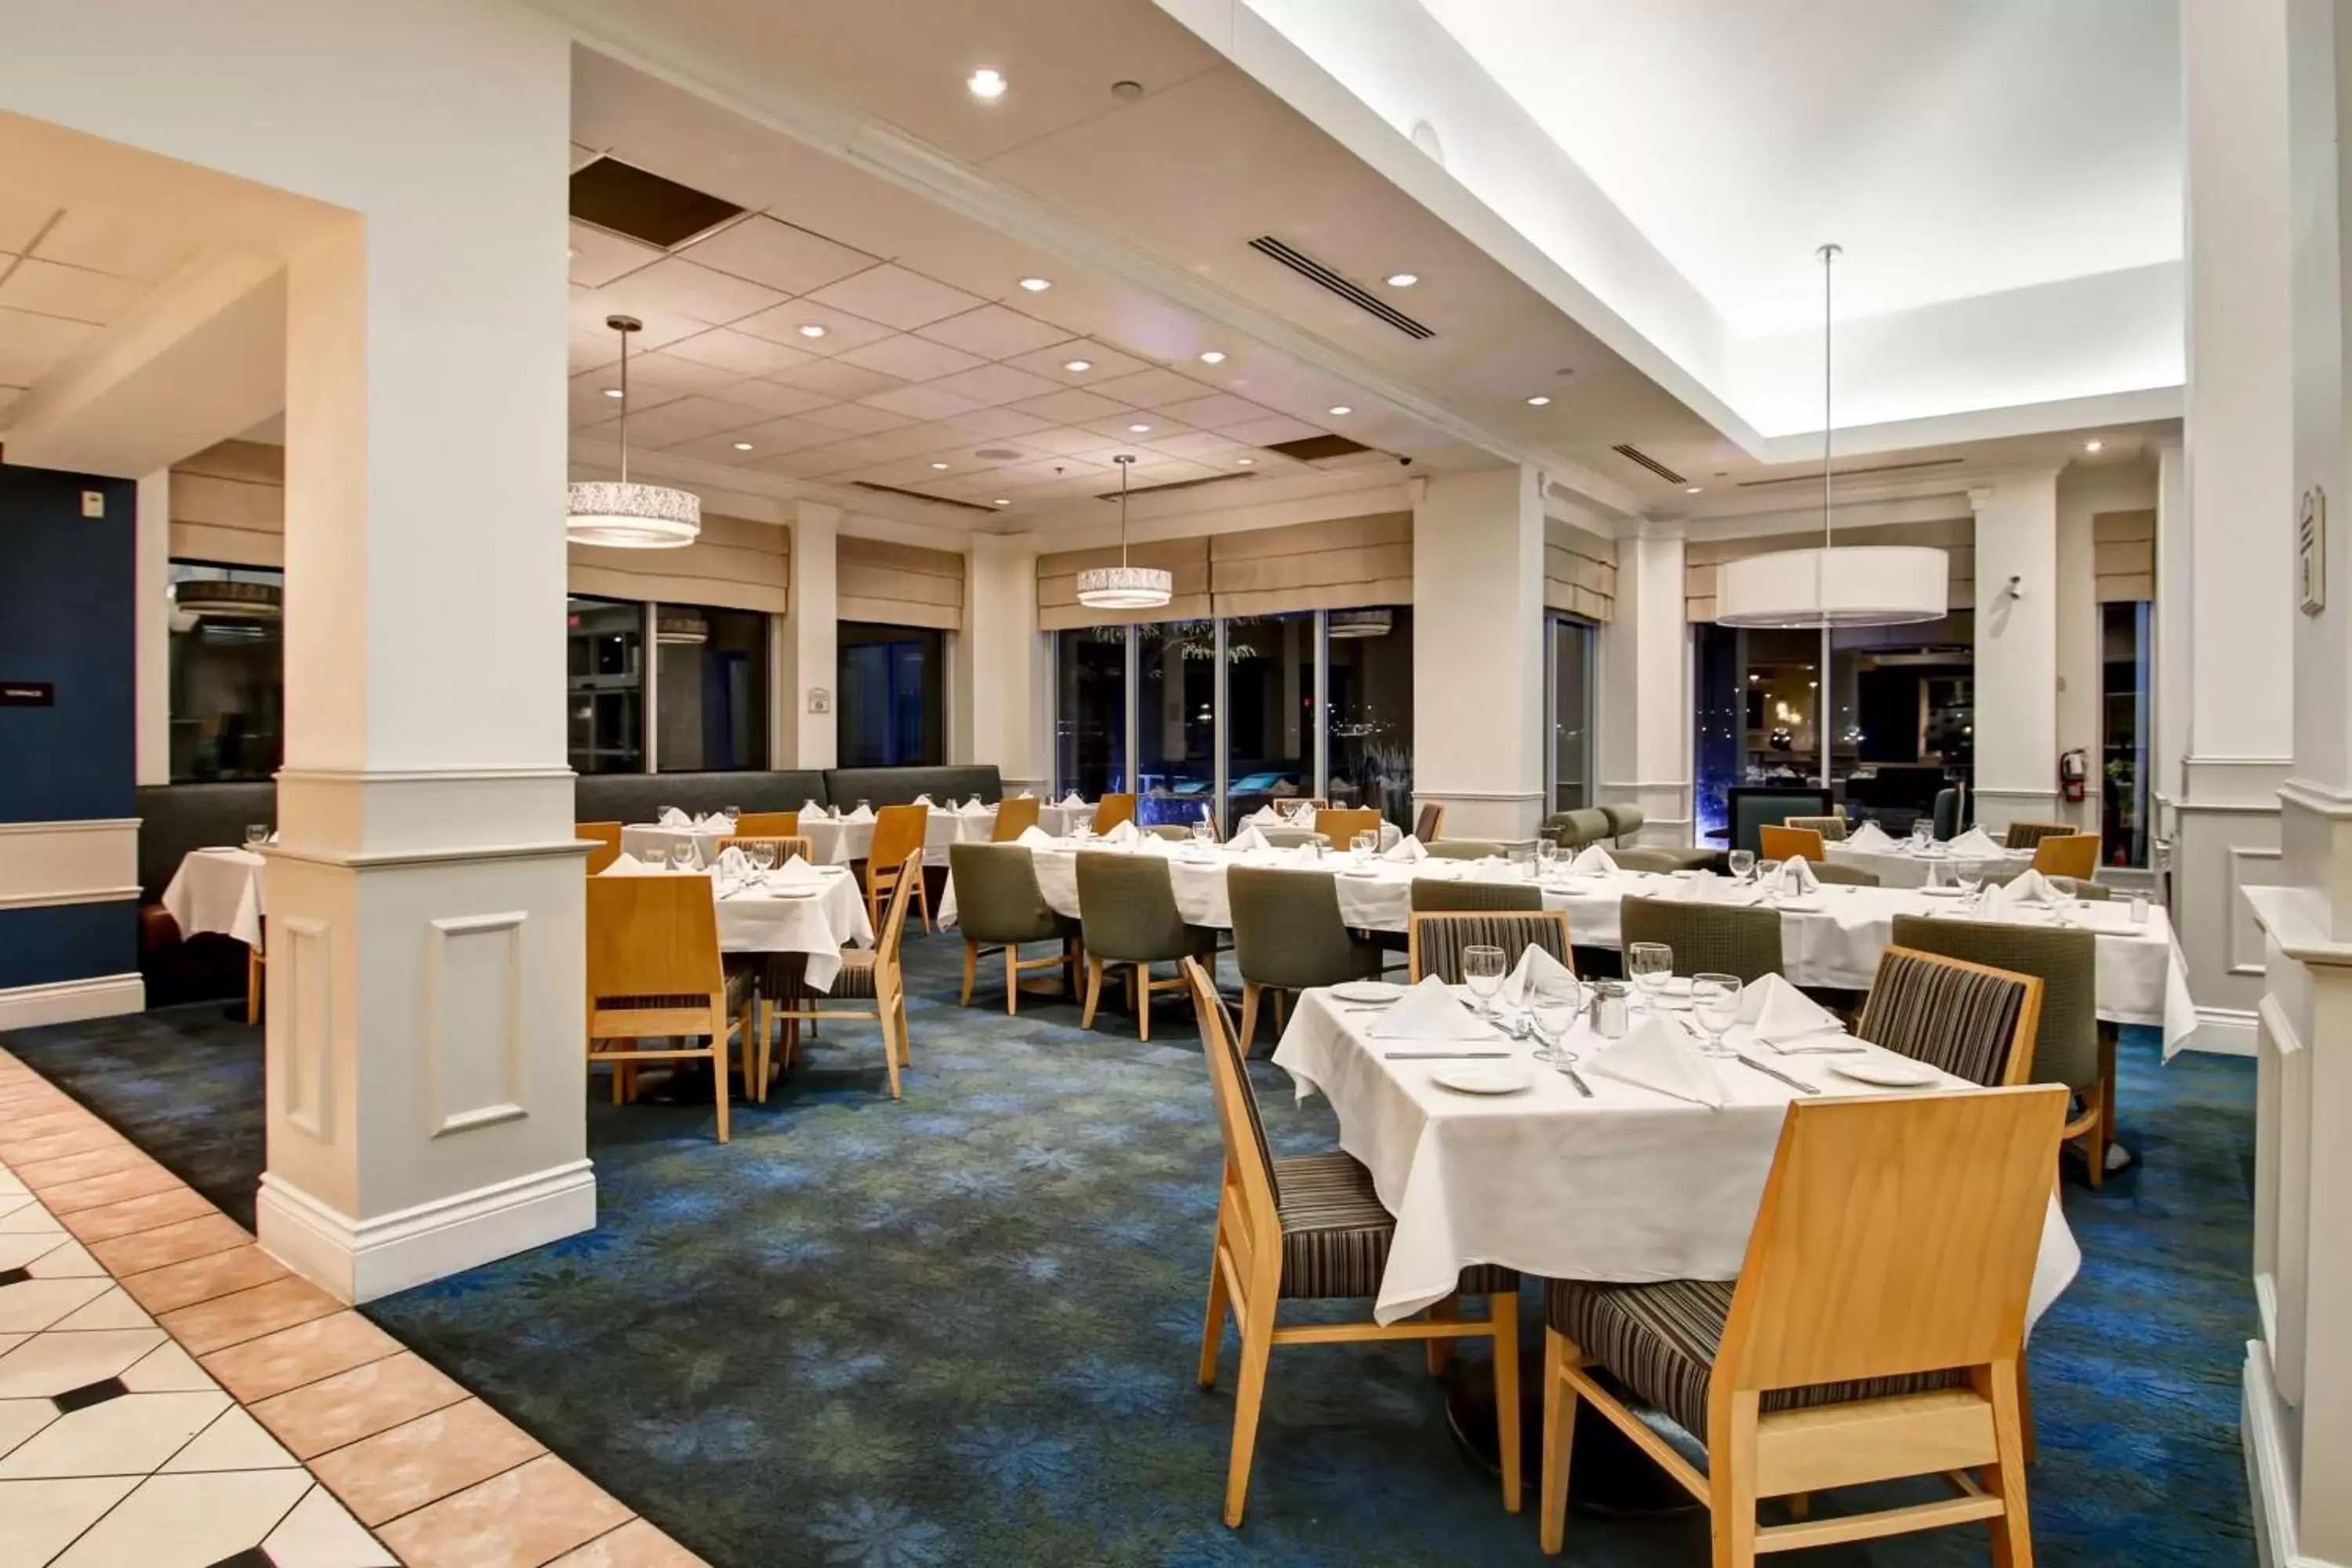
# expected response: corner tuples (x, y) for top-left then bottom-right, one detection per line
(1589, 981), (1630, 1039)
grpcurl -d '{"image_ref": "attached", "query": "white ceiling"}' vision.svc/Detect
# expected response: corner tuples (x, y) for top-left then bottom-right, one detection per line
(0, 195), (194, 426)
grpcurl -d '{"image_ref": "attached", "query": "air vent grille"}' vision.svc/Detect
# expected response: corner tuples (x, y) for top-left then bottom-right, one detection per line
(1248, 237), (1435, 339)
(1266, 434), (1374, 463)
(1094, 472), (1258, 501)
(1735, 456), (1966, 488)
(1610, 444), (1688, 485)
(570, 158), (746, 249)
(848, 481), (1003, 515)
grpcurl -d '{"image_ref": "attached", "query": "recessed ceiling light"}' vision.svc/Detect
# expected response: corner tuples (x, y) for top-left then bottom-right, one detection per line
(1526, 395), (1552, 406)
(2083, 438), (2104, 452)
(1199, 350), (1227, 365)
(798, 323), (828, 339)
(1018, 277), (1051, 292)
(1685, 485), (1703, 495)
(1062, 358), (1093, 372)
(1236, 457), (1255, 466)
(733, 441), (755, 452)
(1127, 423), (1152, 433)
(1328, 405), (1352, 416)
(1385, 272), (1418, 288)
(993, 498), (1012, 506)
(967, 67), (1007, 100)
(930, 461), (951, 470)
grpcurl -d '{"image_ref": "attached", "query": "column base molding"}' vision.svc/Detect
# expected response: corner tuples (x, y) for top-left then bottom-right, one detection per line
(256, 1159), (596, 1305)
(2182, 1007), (2259, 1056)
(2245, 1338), (2343, 1568)
(0, 973), (145, 1031)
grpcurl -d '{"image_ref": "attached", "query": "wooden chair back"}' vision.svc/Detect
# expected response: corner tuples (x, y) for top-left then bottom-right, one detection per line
(1758, 823), (1827, 863)
(993, 797), (1041, 840)
(578, 821), (623, 876)
(2031, 833), (2100, 880)
(735, 811), (799, 838)
(1316, 807), (1383, 848)
(868, 804), (929, 871)
(1414, 801), (1446, 843)
(586, 874), (724, 1037)
(876, 848), (922, 970)
(1408, 911), (1573, 983)
(1092, 793), (1138, 834)
(717, 835), (815, 866)
(1858, 946), (2044, 1087)
(1182, 956), (1281, 1279)
(2002, 819), (2075, 851)
(1716, 1086), (2068, 1407)
(1782, 815), (1846, 843)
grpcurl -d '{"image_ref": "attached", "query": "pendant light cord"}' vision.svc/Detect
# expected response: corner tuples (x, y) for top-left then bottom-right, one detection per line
(1819, 242), (1838, 553)
(1817, 242), (1840, 789)
(617, 325), (630, 486)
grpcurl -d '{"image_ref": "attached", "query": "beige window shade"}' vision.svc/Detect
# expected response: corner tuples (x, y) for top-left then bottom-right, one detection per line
(1684, 516), (1975, 622)
(169, 441), (284, 568)
(836, 535), (965, 630)
(1036, 537), (1210, 630)
(2092, 509), (2154, 603)
(1208, 512), (1412, 616)
(1545, 517), (1617, 623)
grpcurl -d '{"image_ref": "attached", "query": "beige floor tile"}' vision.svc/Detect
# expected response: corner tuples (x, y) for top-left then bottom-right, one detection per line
(199, 1311), (401, 1403)
(0, 1124), (125, 1167)
(122, 1244), (289, 1315)
(309, 1397), (542, 1526)
(27, 1239), (107, 1279)
(39, 1163), (183, 1216)
(0, 1389), (229, 1479)
(545, 1518), (712, 1567)
(158, 1276), (341, 1356)
(0, 1276), (113, 1334)
(250, 1352), (467, 1460)
(0, 1326), (165, 1397)
(52, 1467), (314, 1568)
(376, 1454), (632, 1568)
(120, 1339), (215, 1393)
(89, 1213), (252, 1278)
(0, 1231), (74, 1272)
(49, 1287), (158, 1331)
(59, 1186), (215, 1244)
(16, 1143), (152, 1192)
(0, 1397), (57, 1461)
(0, 1475), (140, 1568)
(0, 1110), (103, 1152)
(0, 1198), (64, 1236)
(161, 1404), (301, 1472)
(263, 1483), (401, 1568)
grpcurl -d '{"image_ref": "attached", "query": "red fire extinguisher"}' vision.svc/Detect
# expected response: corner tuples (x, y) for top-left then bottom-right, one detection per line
(2059, 748), (2089, 804)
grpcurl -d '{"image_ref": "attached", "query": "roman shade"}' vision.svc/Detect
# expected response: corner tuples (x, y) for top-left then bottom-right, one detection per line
(836, 535), (965, 630)
(2093, 509), (2154, 603)
(169, 440), (284, 568)
(1208, 513), (1412, 617)
(1545, 517), (1617, 623)
(1685, 517), (1973, 622)
(1037, 537), (1210, 630)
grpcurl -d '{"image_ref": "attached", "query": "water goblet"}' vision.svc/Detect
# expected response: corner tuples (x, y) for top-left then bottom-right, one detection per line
(722, 805), (742, 830)
(1628, 942), (1674, 1011)
(1691, 973), (1742, 1057)
(750, 840), (776, 878)
(244, 823), (269, 849)
(1461, 945), (1508, 1018)
(1727, 848), (1756, 883)
(855, 798), (872, 815)
(1957, 865), (1985, 909)
(1535, 839), (1558, 874)
(670, 840), (699, 872)
(1351, 830), (1377, 866)
(1911, 818), (1934, 850)
(1530, 978), (1585, 1068)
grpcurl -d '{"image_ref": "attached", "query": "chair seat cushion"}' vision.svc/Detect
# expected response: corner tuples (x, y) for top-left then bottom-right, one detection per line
(829, 949), (878, 999)
(1546, 1277), (1966, 1436)
(1274, 1151), (1516, 1301)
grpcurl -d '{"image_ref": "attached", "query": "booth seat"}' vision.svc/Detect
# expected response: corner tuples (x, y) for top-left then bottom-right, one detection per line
(572, 769), (830, 826)
(821, 766), (1003, 808)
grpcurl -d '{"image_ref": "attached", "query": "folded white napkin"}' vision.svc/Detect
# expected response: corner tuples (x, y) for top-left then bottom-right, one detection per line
(802, 799), (826, 819)
(1290, 804), (1319, 829)
(1501, 943), (1577, 1008)
(1018, 789), (1036, 800)
(1948, 826), (2003, 857)
(1370, 975), (1499, 1042)
(1588, 1015), (1724, 1106)
(1102, 819), (1141, 848)
(1284, 843), (1323, 867)
(1736, 974), (1845, 1047)
(772, 855), (823, 888)
(1246, 804), (1281, 826)
(601, 851), (655, 876)
(657, 807), (692, 829)
(1773, 857), (1820, 896)
(1229, 825), (1270, 853)
(1060, 792), (1085, 809)
(1016, 825), (1058, 848)
(1382, 833), (1428, 863)
(958, 798), (991, 816)
(1985, 869), (2063, 915)
(1845, 819), (1894, 851)
(913, 793), (934, 807)
(1569, 844), (1619, 874)
(844, 804), (876, 823)
(717, 846), (750, 877)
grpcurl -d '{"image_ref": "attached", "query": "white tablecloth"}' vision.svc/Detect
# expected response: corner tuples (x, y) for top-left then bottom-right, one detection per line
(1274, 990), (2082, 1324)
(624, 809), (995, 869)
(1824, 841), (2030, 890)
(160, 848), (267, 949)
(600, 862), (873, 989)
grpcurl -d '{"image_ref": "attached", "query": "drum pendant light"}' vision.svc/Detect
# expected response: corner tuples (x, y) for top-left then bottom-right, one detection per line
(1074, 454), (1171, 610)
(567, 314), (703, 549)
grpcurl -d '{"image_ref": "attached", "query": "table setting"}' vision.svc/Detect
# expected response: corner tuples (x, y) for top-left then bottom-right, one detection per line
(619, 807), (746, 869)
(159, 826), (274, 948)
(600, 844), (873, 988)
(1825, 818), (2029, 889)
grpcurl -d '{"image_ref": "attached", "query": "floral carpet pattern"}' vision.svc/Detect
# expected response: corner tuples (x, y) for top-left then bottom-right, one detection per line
(2, 934), (2260, 1567)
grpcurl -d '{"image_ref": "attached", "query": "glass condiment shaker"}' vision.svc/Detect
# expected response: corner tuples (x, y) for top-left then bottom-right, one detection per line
(1589, 980), (1630, 1039)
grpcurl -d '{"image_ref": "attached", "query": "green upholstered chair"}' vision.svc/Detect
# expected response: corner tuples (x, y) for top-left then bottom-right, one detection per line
(1599, 804), (1644, 843)
(1804, 859), (1879, 886)
(1889, 914), (2114, 1183)
(1931, 787), (1963, 840)
(1226, 866), (1381, 1052)
(1408, 911), (1573, 984)
(1541, 808), (1615, 851)
(1257, 826), (1330, 851)
(2001, 819), (2076, 851)
(1612, 848), (1691, 874)
(1782, 815), (1847, 842)
(1425, 840), (1506, 862)
(1618, 896), (1783, 985)
(1410, 878), (1542, 913)
(1857, 946), (2042, 1088)
(1145, 823), (1195, 841)
(948, 843), (1079, 1016)
(1074, 851), (1218, 1040)
(1723, 786), (1835, 856)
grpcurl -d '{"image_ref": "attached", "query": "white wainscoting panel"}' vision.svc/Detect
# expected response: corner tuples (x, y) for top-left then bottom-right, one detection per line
(425, 910), (528, 1138)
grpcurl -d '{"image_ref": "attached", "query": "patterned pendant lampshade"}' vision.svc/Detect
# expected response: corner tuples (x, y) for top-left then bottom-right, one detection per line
(1075, 456), (1171, 610)
(567, 314), (702, 550)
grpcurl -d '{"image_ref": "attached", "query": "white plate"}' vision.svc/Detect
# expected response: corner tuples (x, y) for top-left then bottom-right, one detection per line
(1918, 884), (1968, 897)
(1332, 981), (1403, 1004)
(767, 887), (820, 900)
(1828, 1056), (1943, 1088)
(1432, 1065), (1536, 1095)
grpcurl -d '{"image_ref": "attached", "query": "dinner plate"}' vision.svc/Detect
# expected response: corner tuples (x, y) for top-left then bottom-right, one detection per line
(766, 887), (819, 901)
(1332, 981), (1403, 1004)
(1432, 1065), (1536, 1096)
(1918, 884), (1968, 897)
(1828, 1056), (1942, 1088)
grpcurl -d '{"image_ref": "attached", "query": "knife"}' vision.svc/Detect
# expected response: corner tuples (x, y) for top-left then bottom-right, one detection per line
(1559, 1062), (1595, 1098)
(1384, 1050), (1512, 1060)
(1733, 1053), (1820, 1095)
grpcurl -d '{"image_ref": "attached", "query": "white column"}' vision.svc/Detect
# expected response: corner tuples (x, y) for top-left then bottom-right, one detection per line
(782, 501), (839, 770)
(1412, 466), (1544, 840)
(1599, 526), (1691, 844)
(960, 535), (1050, 793)
(1969, 474), (2062, 834)
(134, 469), (169, 786)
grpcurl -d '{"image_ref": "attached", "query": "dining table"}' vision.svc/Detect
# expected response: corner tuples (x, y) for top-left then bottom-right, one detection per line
(160, 846), (268, 948)
(599, 857), (873, 989)
(621, 804), (999, 870)
(1824, 837), (2030, 890)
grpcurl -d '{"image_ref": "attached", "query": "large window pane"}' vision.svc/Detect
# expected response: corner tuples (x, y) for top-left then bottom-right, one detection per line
(1324, 606), (1413, 829)
(1551, 615), (1595, 812)
(655, 604), (768, 771)
(1226, 612), (1317, 831)
(2102, 600), (2151, 867)
(568, 596), (644, 775)
(1135, 619), (1216, 827)
(1054, 626), (1127, 798)
(837, 622), (944, 767)
(169, 563), (282, 782)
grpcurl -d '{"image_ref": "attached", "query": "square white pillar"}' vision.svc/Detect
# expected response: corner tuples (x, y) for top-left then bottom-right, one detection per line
(1969, 474), (2062, 834)
(782, 502), (839, 770)
(1411, 466), (1546, 841)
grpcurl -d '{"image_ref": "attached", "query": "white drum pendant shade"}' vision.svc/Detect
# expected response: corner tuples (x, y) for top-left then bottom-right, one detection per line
(566, 480), (702, 549)
(1076, 453), (1170, 611)
(1714, 545), (1947, 627)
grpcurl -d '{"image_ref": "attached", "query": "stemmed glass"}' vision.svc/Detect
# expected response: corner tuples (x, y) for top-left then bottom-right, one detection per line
(721, 806), (742, 832)
(1691, 973), (1742, 1057)
(749, 840), (776, 882)
(1190, 819), (1215, 855)
(1535, 839), (1558, 877)
(670, 840), (699, 873)
(1755, 859), (1783, 903)
(2047, 875), (2078, 924)
(1461, 946), (1508, 1019)
(1727, 848), (1756, 883)
(1911, 818), (1935, 851)
(1957, 864), (1984, 910)
(1351, 830), (1377, 866)
(1529, 975), (1587, 1068)
(244, 823), (269, 849)
(1628, 942), (1674, 1011)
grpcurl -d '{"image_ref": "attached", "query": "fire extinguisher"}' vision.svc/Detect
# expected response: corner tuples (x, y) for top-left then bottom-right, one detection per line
(2059, 748), (2089, 804)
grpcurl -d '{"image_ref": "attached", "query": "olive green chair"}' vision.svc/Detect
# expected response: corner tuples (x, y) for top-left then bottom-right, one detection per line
(1074, 852), (1218, 1040)
(1618, 896), (1784, 985)
(1611, 848), (1692, 874)
(1227, 866), (1381, 1052)
(1600, 804), (1644, 843)
(948, 844), (1080, 1015)
(1804, 860), (1880, 887)
(1257, 827), (1330, 851)
(1540, 808), (1615, 851)
(1424, 840), (1506, 862)
(1410, 878), (1543, 913)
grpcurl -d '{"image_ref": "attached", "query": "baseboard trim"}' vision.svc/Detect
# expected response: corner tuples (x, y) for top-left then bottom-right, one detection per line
(2245, 1339), (2341, 1568)
(256, 1160), (597, 1304)
(0, 973), (145, 1032)
(2184, 1007), (2260, 1057)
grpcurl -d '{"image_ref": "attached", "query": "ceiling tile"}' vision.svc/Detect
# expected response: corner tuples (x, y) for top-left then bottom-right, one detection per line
(568, 292), (704, 351)
(1152, 392), (1279, 430)
(1145, 430), (1263, 461)
(1007, 387), (1132, 423)
(1000, 339), (1151, 385)
(807, 263), (985, 329)
(1012, 425), (1118, 457)
(860, 383), (987, 421)
(851, 455), (993, 489)
(1077, 413), (1193, 445)
(0, 194), (57, 254)
(677, 215), (879, 295)
(836, 334), (988, 383)
(0, 258), (150, 325)
(797, 401), (915, 435)
(728, 414), (849, 451)
(616, 394), (774, 440)
(1218, 413), (1327, 446)
(661, 328), (816, 376)
(744, 448), (848, 479)
(717, 379), (840, 418)
(922, 363), (1062, 408)
(844, 422), (977, 462)
(993, 456), (1112, 487)
(914, 303), (1070, 359)
(0, 387), (20, 419)
(1126, 456), (1223, 485)
(31, 209), (193, 281)
(1087, 367), (1214, 408)
(941, 405), (1058, 439)
(568, 326), (622, 375)
(568, 370), (683, 422)
(592, 256), (786, 328)
(797, 436), (903, 473)
(626, 351), (754, 396)
(658, 431), (775, 465)
(568, 221), (662, 289)
(767, 358), (909, 401)
(731, 300), (898, 355)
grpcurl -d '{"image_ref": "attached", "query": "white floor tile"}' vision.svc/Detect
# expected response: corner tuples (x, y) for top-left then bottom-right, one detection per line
(0, 1475), (140, 1568)
(121, 1341), (216, 1394)
(0, 1333), (25, 1358)
(263, 1484), (401, 1568)
(0, 1232), (71, 1272)
(0, 1276), (114, 1334)
(0, 1170), (27, 1197)
(161, 1406), (298, 1472)
(26, 1239), (106, 1279)
(0, 1327), (165, 1397)
(0, 1397), (57, 1461)
(48, 1287), (156, 1332)
(53, 1468), (314, 1568)
(0, 1390), (229, 1479)
(0, 1200), (63, 1236)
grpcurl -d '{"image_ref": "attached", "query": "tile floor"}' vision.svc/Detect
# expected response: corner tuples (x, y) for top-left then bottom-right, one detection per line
(0, 1048), (705, 1568)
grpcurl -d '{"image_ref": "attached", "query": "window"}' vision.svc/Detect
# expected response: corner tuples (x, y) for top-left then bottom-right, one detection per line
(169, 563), (282, 782)
(2102, 600), (2151, 867)
(837, 622), (944, 768)
(1135, 619), (1217, 827)
(1225, 612), (1317, 832)
(567, 596), (645, 775)
(1548, 614), (1595, 813)
(1326, 606), (1414, 829)
(655, 604), (768, 772)
(1054, 626), (1128, 800)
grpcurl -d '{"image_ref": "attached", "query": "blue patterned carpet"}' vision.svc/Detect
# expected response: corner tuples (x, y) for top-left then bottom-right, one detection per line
(2, 933), (2259, 1566)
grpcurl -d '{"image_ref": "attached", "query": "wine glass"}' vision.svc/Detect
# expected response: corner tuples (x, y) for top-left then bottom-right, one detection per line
(1911, 818), (1935, 851)
(657, 804), (677, 826)
(1527, 973), (1586, 1064)
(1351, 830), (1377, 866)
(1691, 974), (1742, 1057)
(722, 805), (742, 831)
(855, 798), (873, 815)
(2047, 875), (2078, 922)
(1957, 864), (1984, 909)
(1535, 839), (1558, 875)
(1628, 942), (1674, 1011)
(1727, 848), (1755, 883)
(750, 840), (776, 878)
(1191, 819), (1215, 855)
(244, 823), (269, 849)
(1461, 945), (1508, 1018)
(670, 840), (699, 872)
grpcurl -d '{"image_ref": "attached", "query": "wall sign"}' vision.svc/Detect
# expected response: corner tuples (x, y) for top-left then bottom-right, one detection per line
(2299, 485), (2327, 615)
(807, 686), (833, 715)
(0, 682), (56, 706)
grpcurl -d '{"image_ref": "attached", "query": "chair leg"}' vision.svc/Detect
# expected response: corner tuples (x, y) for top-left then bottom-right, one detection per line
(1493, 1287), (1523, 1515)
(895, 993), (910, 1066)
(1238, 982), (1261, 1056)
(1004, 946), (1021, 1016)
(1983, 1359), (2036, 1567)
(1426, 1294), (1459, 1375)
(1708, 1395), (1760, 1568)
(1138, 966), (1152, 1042)
(1539, 1330), (1579, 1555)
(1081, 955), (1105, 1029)
(1197, 1237), (1230, 1388)
(712, 1038), (731, 1145)
(1223, 1294), (1277, 1529)
(880, 994), (904, 1100)
(755, 1000), (773, 1102)
(1273, 989), (1287, 1033)
(915, 869), (934, 934)
(960, 941), (978, 1007)
(2016, 1357), (2038, 1465)
(245, 946), (262, 1025)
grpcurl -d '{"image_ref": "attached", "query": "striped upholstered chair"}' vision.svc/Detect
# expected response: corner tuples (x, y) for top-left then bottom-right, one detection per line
(1619, 897), (1782, 985)
(1856, 946), (2045, 1087)
(1409, 911), (1573, 983)
(2002, 819), (2076, 851)
(1181, 959), (1522, 1528)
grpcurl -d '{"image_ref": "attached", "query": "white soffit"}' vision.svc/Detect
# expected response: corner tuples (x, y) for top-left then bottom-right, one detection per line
(1171, 0), (2184, 445)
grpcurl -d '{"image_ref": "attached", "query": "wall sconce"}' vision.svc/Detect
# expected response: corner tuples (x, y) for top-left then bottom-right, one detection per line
(2003, 575), (2024, 601)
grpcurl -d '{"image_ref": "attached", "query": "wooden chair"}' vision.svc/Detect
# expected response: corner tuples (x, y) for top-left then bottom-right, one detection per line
(1314, 807), (1383, 848)
(716, 834), (815, 866)
(735, 810), (799, 839)
(1857, 946), (2045, 1087)
(1782, 815), (1847, 843)
(761, 848), (920, 1100)
(578, 821), (624, 876)
(1092, 792), (1138, 834)
(2029, 834), (2100, 880)
(1408, 911), (1573, 983)
(1758, 823), (1828, 864)
(247, 927), (266, 1026)
(586, 874), (747, 1142)
(2002, 820), (2076, 852)
(864, 804), (932, 933)
(1537, 1084), (2069, 1563)
(1414, 801), (1446, 843)
(949, 842), (1080, 1015)
(1181, 958), (1522, 1528)
(993, 797), (1041, 841)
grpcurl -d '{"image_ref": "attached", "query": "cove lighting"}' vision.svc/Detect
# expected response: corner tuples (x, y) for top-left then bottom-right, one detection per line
(967, 68), (1007, 100)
